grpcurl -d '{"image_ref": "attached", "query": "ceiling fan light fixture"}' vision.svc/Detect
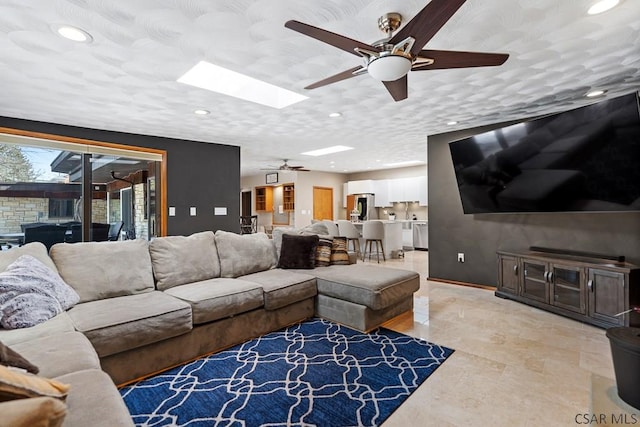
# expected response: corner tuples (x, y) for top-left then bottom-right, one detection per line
(587, 0), (620, 15)
(367, 55), (412, 82)
(586, 89), (607, 97)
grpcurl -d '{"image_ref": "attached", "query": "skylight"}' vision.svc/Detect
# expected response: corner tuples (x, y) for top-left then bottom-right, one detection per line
(384, 160), (424, 167)
(177, 61), (308, 109)
(301, 145), (354, 156)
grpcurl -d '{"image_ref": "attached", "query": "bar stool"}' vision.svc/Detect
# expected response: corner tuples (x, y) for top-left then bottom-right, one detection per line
(362, 220), (385, 263)
(321, 220), (339, 237)
(337, 220), (361, 257)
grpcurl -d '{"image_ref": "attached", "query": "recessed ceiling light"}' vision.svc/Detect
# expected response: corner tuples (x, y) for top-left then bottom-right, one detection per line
(53, 25), (93, 43)
(301, 145), (354, 156)
(447, 121), (458, 125)
(329, 112), (342, 118)
(588, 0), (620, 15)
(194, 109), (210, 115)
(177, 61), (307, 109)
(586, 89), (607, 97)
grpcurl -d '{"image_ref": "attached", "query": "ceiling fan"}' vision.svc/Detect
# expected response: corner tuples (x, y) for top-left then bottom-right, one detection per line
(285, 0), (509, 102)
(261, 159), (310, 172)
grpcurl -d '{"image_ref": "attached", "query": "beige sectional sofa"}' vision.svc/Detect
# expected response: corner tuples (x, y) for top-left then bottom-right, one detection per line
(0, 228), (419, 427)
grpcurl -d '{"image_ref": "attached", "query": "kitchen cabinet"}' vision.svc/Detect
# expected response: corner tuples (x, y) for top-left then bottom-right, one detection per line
(346, 180), (374, 195)
(373, 180), (390, 207)
(388, 176), (427, 204)
(496, 249), (640, 328)
(344, 176), (427, 206)
(255, 186), (273, 212)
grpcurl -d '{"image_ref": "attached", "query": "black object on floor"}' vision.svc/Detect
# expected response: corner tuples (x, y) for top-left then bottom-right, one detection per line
(606, 326), (640, 410)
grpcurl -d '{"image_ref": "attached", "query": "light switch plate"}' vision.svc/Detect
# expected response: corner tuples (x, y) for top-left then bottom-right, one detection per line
(190, 207), (197, 216)
(169, 207), (176, 216)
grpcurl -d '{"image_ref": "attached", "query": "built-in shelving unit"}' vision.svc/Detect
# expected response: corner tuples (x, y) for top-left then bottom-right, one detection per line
(255, 186), (273, 212)
(283, 184), (294, 211)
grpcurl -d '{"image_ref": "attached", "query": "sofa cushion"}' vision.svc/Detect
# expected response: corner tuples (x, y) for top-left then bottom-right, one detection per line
(11, 332), (100, 379)
(240, 269), (317, 310)
(277, 234), (318, 269)
(0, 255), (80, 329)
(0, 242), (58, 274)
(67, 291), (192, 357)
(163, 278), (264, 325)
(149, 231), (221, 291)
(0, 364), (70, 401)
(215, 231), (277, 278)
(313, 265), (420, 310)
(0, 313), (74, 347)
(50, 239), (155, 303)
(54, 369), (134, 427)
(0, 396), (67, 427)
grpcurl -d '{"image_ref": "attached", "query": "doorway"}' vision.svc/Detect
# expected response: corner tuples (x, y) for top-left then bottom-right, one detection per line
(241, 191), (252, 216)
(313, 187), (333, 220)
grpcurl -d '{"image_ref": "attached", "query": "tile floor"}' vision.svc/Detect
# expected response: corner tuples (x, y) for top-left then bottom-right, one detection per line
(362, 250), (639, 427)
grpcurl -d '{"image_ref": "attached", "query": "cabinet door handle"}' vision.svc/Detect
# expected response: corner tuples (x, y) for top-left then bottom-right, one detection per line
(513, 265), (518, 274)
(548, 271), (553, 282)
(587, 279), (593, 292)
(544, 271), (549, 281)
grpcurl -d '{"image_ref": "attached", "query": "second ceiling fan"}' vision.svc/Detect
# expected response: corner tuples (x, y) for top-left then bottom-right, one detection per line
(285, 0), (509, 102)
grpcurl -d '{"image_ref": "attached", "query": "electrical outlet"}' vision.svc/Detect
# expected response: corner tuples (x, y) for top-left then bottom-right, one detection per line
(457, 253), (465, 263)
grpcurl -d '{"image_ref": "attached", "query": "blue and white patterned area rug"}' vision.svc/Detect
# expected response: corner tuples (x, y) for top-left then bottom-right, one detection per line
(120, 318), (454, 427)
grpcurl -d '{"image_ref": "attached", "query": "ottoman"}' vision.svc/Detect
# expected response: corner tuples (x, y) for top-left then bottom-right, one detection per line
(312, 264), (420, 331)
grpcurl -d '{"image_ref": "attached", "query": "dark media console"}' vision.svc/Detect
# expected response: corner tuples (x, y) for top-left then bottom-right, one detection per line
(496, 248), (640, 328)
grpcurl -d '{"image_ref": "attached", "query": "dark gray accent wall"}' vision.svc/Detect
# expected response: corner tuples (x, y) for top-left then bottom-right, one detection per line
(428, 124), (640, 287)
(0, 117), (240, 236)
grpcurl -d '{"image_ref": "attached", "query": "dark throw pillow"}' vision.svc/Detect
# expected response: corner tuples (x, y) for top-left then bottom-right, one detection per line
(277, 234), (319, 269)
(330, 236), (350, 265)
(315, 236), (333, 267)
(0, 341), (39, 374)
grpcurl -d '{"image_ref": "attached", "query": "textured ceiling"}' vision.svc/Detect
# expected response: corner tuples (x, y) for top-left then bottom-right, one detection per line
(0, 0), (639, 177)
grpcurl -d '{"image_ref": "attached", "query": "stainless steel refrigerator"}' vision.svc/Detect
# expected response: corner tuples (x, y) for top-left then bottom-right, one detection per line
(354, 194), (377, 221)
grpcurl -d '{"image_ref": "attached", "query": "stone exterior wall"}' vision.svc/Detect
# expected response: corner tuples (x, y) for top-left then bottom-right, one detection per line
(0, 197), (49, 233)
(134, 183), (148, 240)
(0, 196), (108, 233)
(92, 199), (107, 223)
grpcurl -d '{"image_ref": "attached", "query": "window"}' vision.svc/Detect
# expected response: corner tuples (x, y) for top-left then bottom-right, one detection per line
(48, 199), (76, 218)
(0, 130), (166, 241)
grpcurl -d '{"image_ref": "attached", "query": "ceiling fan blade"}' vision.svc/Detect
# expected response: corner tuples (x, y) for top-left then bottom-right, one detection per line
(285, 20), (378, 57)
(413, 49), (509, 70)
(382, 76), (408, 102)
(305, 66), (366, 89)
(389, 0), (467, 56)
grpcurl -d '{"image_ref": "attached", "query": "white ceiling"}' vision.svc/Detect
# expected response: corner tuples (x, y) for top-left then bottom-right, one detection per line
(0, 0), (639, 177)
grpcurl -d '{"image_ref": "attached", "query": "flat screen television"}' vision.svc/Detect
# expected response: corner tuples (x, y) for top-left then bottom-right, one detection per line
(449, 91), (640, 214)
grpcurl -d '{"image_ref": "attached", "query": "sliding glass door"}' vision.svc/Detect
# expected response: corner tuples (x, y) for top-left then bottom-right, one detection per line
(0, 132), (164, 245)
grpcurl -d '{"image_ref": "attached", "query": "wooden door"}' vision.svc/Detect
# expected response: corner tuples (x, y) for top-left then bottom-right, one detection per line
(313, 187), (333, 220)
(241, 191), (251, 216)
